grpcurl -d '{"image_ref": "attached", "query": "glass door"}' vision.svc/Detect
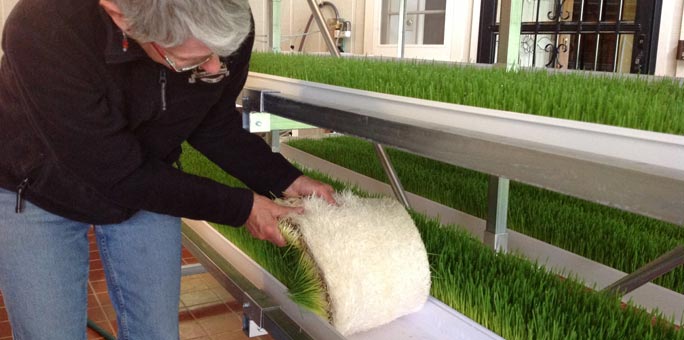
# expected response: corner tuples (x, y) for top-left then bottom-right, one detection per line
(367, 0), (454, 60)
(381, 0), (447, 45)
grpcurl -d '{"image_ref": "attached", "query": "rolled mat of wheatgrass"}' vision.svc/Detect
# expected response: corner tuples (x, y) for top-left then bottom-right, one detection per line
(279, 191), (431, 336)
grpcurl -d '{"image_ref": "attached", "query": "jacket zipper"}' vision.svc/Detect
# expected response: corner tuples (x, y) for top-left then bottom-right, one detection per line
(15, 178), (29, 213)
(159, 69), (167, 111)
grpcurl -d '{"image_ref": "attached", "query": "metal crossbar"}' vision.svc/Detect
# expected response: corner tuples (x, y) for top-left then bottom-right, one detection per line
(243, 73), (684, 226)
(603, 246), (684, 295)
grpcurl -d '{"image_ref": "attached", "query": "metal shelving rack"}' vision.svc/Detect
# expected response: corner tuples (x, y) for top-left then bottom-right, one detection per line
(184, 70), (684, 337)
(240, 71), (684, 323)
(242, 73), (684, 226)
(179, 1), (684, 338)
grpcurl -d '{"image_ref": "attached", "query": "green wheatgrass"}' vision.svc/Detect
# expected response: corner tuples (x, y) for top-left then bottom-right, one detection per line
(249, 53), (684, 135)
(286, 136), (684, 293)
(250, 52), (684, 291)
(180, 144), (683, 339)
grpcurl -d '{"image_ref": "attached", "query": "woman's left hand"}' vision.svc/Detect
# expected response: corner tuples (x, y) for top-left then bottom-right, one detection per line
(283, 175), (337, 205)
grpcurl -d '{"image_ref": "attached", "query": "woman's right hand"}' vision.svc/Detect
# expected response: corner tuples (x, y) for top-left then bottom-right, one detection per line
(245, 193), (304, 247)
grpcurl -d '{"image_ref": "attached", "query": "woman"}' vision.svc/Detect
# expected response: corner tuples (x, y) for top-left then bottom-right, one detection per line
(0, 0), (335, 339)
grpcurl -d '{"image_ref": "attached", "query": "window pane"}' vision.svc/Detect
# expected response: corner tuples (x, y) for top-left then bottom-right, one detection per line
(576, 33), (598, 70)
(566, 32), (630, 72)
(382, 14), (399, 44)
(522, 0), (560, 22)
(566, 33), (618, 71)
(616, 34), (634, 73)
(621, 0), (637, 21)
(567, 34), (580, 69)
(521, 0), (540, 22)
(596, 33), (617, 72)
(425, 0), (446, 11)
(572, 0), (637, 22)
(520, 34), (559, 68)
(381, 0), (446, 45)
(571, 1), (582, 21)
(581, 0), (601, 21)
(389, 0), (400, 13)
(407, 0), (420, 12)
(496, 1), (501, 23)
(506, 0), (559, 22)
(602, 0), (622, 21)
(520, 0), (539, 22)
(422, 13), (445, 44)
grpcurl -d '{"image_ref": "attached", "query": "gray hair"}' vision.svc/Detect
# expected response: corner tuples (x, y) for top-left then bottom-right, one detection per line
(113, 0), (251, 56)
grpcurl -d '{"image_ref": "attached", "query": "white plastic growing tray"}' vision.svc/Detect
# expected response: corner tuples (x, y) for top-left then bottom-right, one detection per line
(181, 218), (504, 340)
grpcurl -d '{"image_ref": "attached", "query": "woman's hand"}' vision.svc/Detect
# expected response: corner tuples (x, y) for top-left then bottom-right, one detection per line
(245, 193), (303, 247)
(283, 175), (336, 205)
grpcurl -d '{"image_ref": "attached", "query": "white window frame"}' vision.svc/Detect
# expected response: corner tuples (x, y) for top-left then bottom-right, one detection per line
(364, 0), (481, 62)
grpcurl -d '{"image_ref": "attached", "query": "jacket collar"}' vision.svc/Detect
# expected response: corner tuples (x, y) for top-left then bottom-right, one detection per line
(99, 8), (146, 64)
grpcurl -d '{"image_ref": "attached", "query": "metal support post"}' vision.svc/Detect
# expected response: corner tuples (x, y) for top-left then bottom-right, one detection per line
(374, 144), (411, 209)
(397, 0), (407, 58)
(241, 96), (251, 131)
(485, 175), (509, 252)
(268, 0), (282, 53)
(257, 90), (281, 152)
(269, 130), (282, 153)
(603, 245), (684, 295)
(181, 263), (207, 276)
(497, 0), (523, 70)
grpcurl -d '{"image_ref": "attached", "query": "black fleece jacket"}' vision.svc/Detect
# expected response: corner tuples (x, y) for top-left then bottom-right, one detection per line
(0, 0), (302, 226)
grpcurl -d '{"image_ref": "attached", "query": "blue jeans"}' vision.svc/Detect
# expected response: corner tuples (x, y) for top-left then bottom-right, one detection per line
(0, 188), (181, 340)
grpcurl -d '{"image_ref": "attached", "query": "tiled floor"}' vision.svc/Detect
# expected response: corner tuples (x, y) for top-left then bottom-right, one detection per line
(0, 227), (274, 340)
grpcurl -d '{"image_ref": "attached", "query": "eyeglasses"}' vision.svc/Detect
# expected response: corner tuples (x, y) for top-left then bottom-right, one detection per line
(151, 42), (211, 72)
(151, 42), (230, 84)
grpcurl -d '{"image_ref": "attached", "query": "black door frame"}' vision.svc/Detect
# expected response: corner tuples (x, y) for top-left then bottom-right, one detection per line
(476, 0), (663, 74)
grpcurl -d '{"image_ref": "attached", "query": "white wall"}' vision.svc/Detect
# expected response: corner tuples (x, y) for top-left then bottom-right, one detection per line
(655, 0), (684, 77)
(451, 0), (478, 62)
(0, 0), (19, 56)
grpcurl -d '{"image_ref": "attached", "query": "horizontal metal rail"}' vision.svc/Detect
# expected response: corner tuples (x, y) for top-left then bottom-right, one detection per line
(181, 221), (316, 340)
(243, 72), (684, 226)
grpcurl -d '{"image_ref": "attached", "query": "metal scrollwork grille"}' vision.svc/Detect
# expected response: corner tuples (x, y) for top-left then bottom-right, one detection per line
(477, 0), (662, 75)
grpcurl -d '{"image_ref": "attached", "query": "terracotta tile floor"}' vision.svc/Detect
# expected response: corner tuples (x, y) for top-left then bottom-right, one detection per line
(0, 227), (274, 340)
